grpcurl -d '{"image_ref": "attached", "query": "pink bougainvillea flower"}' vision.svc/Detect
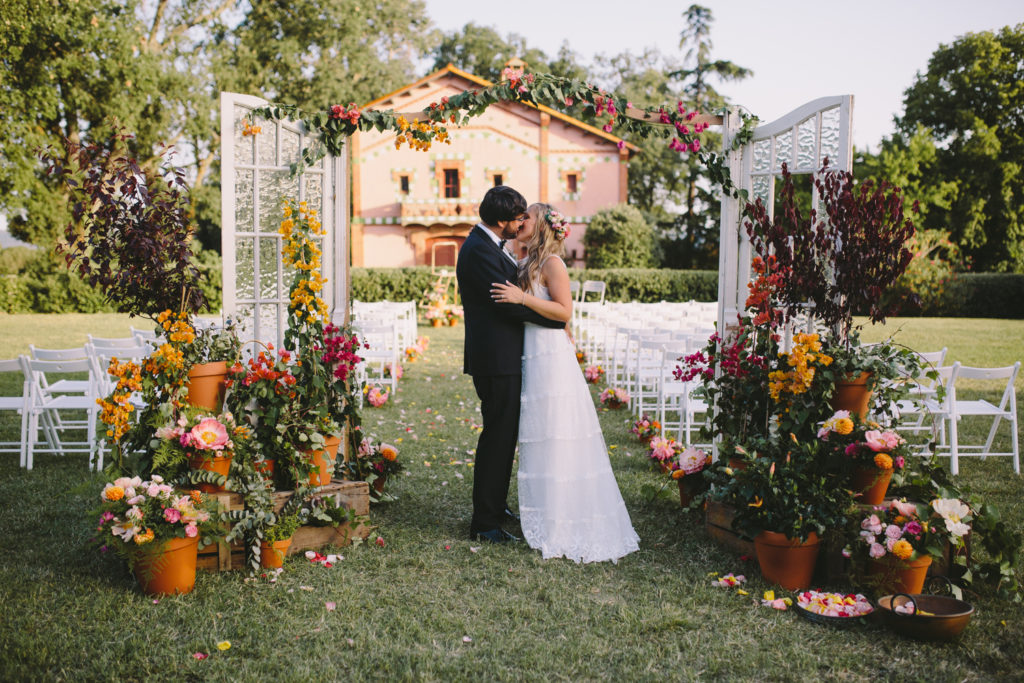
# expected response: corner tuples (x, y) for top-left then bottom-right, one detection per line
(188, 418), (231, 451)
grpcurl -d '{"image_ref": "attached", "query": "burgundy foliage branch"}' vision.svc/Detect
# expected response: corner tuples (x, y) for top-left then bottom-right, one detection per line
(41, 129), (207, 318)
(744, 161), (916, 343)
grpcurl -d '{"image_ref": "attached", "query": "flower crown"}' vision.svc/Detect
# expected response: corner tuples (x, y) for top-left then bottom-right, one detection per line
(546, 209), (570, 240)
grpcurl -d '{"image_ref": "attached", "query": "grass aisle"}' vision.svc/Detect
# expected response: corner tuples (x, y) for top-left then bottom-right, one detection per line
(1, 321), (1023, 680)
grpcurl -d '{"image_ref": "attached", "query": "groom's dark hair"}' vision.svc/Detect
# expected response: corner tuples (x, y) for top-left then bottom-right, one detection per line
(479, 185), (527, 226)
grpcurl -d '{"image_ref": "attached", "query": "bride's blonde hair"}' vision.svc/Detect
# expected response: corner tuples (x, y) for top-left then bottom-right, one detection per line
(517, 203), (566, 292)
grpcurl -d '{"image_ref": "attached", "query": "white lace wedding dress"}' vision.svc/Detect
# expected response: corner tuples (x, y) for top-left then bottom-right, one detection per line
(517, 279), (640, 564)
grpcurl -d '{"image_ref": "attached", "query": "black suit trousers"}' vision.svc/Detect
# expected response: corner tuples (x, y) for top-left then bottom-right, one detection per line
(470, 374), (522, 533)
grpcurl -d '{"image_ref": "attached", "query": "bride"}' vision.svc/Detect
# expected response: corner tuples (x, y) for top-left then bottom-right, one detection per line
(490, 203), (639, 564)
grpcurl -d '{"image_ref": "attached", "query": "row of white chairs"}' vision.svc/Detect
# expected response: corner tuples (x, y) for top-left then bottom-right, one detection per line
(349, 301), (417, 405)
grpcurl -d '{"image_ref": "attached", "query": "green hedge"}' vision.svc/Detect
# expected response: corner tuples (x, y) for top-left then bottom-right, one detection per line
(927, 273), (1024, 319)
(351, 266), (718, 303)
(0, 248), (223, 314)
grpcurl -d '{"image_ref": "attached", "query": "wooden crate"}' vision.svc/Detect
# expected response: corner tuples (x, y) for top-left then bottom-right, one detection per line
(198, 479), (371, 572)
(704, 500), (756, 557)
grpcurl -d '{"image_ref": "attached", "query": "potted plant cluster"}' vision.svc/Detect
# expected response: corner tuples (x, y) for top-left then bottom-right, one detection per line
(671, 445), (710, 508)
(599, 387), (629, 410)
(60, 139), (371, 584)
(346, 437), (404, 500)
(630, 414), (661, 445)
(93, 475), (221, 595)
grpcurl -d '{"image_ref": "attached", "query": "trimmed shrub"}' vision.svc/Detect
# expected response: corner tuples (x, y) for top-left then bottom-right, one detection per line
(581, 204), (655, 269)
(929, 273), (1024, 318)
(351, 267), (441, 303)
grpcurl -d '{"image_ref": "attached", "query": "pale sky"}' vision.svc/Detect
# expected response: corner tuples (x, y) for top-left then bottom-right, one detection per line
(423, 0), (1022, 152)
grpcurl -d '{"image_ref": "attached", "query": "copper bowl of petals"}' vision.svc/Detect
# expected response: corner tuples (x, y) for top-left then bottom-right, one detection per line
(876, 592), (974, 641)
(793, 590), (874, 627)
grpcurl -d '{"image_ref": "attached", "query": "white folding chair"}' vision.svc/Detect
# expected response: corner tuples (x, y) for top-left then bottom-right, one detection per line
(20, 357), (99, 470)
(87, 335), (140, 349)
(580, 280), (606, 304)
(894, 348), (947, 433)
(0, 358), (30, 463)
(928, 361), (1020, 475)
(353, 321), (400, 401)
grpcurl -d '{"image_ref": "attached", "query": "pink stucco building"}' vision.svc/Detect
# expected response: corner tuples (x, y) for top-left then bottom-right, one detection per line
(352, 64), (636, 268)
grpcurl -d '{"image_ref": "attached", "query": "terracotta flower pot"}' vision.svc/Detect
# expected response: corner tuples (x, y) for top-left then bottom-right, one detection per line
(133, 535), (199, 596)
(188, 452), (233, 493)
(447, 318), (458, 326)
(677, 472), (704, 507)
(185, 361), (229, 412)
(868, 554), (933, 595)
(430, 318), (443, 327)
(307, 435), (342, 487)
(831, 371), (873, 420)
(372, 474), (387, 496)
(727, 456), (748, 472)
(754, 530), (821, 591)
(254, 458), (275, 478)
(850, 465), (893, 505)
(260, 538), (293, 569)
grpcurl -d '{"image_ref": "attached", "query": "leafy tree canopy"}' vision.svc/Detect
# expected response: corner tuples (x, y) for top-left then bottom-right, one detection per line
(897, 24), (1024, 272)
(429, 23), (587, 83)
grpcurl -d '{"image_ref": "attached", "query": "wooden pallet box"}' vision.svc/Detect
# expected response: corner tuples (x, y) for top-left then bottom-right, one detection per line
(704, 499), (756, 557)
(198, 479), (371, 571)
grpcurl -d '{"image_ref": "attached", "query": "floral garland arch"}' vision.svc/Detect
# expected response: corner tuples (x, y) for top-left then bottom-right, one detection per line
(251, 66), (757, 200)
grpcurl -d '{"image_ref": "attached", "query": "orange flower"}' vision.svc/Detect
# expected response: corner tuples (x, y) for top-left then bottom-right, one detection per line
(104, 485), (125, 501)
(874, 453), (893, 470)
(835, 418), (854, 435)
(671, 469), (685, 480)
(892, 539), (913, 560)
(190, 490), (203, 504)
(134, 528), (155, 545)
(748, 496), (763, 508)
(380, 444), (398, 461)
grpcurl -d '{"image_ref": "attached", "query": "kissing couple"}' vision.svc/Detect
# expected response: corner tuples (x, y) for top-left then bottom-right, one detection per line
(455, 185), (639, 563)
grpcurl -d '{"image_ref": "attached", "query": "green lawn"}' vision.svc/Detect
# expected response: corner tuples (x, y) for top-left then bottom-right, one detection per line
(1, 317), (1023, 680)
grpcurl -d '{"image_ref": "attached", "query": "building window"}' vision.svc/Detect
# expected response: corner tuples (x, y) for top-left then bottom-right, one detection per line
(443, 168), (460, 198)
(566, 173), (578, 194)
(399, 175), (410, 194)
(493, 173), (503, 187)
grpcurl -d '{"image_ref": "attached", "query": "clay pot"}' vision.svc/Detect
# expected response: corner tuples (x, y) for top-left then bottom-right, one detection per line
(133, 536), (199, 596)
(185, 361), (229, 411)
(727, 456), (749, 472)
(307, 435), (342, 487)
(850, 466), (893, 505)
(831, 371), (873, 420)
(372, 475), (387, 496)
(868, 554), (933, 595)
(260, 538), (293, 569)
(188, 452), (233, 493)
(754, 530), (821, 591)
(430, 318), (443, 327)
(677, 472), (704, 507)
(254, 458), (276, 477)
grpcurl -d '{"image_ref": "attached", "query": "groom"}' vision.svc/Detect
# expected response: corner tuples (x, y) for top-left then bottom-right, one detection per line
(456, 186), (566, 543)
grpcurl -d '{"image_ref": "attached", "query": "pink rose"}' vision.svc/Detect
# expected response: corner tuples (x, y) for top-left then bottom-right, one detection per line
(164, 508), (181, 523)
(869, 543), (885, 558)
(894, 455), (905, 469)
(185, 524), (198, 538)
(885, 524), (902, 540)
(188, 418), (231, 451)
(863, 430), (887, 451)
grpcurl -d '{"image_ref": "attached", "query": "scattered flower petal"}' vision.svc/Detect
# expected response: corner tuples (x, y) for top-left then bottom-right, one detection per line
(216, 641), (231, 651)
(325, 602), (336, 611)
(193, 652), (208, 660)
(462, 636), (473, 643)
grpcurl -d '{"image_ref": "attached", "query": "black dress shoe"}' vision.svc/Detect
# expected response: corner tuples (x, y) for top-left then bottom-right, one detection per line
(503, 507), (521, 524)
(470, 528), (520, 543)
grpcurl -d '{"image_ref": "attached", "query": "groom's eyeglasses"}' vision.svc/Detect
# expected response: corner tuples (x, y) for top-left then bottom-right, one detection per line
(515, 215), (528, 223)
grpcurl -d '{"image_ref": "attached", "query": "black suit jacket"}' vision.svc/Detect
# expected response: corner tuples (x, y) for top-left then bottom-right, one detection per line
(456, 224), (565, 376)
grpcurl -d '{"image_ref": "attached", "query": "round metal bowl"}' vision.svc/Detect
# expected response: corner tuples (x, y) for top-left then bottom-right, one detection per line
(876, 593), (975, 641)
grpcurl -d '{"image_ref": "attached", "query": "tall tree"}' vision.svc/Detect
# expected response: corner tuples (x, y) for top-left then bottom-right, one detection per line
(897, 24), (1024, 272)
(430, 23), (587, 82)
(667, 4), (751, 268)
